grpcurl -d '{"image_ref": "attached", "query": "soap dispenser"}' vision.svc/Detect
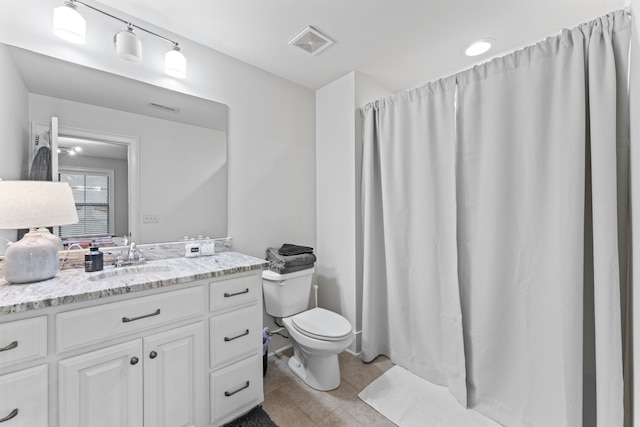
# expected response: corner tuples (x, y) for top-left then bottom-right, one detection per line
(85, 241), (104, 272)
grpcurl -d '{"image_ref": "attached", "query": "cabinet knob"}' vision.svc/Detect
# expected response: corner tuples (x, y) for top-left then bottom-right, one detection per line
(130, 356), (139, 365)
(149, 351), (158, 359)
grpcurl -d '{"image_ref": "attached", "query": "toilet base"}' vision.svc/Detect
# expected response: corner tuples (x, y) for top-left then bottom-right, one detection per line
(288, 352), (341, 391)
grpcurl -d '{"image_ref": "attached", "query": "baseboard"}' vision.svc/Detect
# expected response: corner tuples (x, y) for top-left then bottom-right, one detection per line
(345, 348), (361, 357)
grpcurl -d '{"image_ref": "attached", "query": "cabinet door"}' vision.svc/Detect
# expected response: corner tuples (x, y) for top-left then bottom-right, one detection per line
(0, 364), (48, 427)
(59, 340), (143, 427)
(144, 322), (204, 427)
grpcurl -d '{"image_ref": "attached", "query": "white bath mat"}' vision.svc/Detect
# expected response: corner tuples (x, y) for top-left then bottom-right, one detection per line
(358, 366), (502, 427)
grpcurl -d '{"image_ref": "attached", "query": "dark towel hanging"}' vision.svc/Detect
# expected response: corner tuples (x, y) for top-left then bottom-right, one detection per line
(29, 146), (52, 181)
(278, 243), (314, 256)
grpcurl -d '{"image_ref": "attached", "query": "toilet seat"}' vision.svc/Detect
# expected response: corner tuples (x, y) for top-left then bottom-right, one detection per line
(290, 308), (352, 342)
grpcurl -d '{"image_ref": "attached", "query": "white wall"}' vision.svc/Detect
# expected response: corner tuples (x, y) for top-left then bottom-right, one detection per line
(0, 44), (29, 252)
(316, 71), (392, 353)
(316, 73), (357, 353)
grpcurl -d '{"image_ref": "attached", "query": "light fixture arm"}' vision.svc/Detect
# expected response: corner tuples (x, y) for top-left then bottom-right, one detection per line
(69, 0), (180, 49)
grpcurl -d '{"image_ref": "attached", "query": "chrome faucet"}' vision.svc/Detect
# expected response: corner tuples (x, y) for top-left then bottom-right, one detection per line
(114, 241), (146, 267)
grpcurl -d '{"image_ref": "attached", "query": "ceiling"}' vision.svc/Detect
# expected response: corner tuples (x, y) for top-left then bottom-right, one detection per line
(93, 0), (626, 92)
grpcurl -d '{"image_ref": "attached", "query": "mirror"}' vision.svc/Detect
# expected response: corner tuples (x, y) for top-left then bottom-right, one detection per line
(4, 43), (227, 246)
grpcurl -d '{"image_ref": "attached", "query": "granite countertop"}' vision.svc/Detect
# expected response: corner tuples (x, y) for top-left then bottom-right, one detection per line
(0, 251), (268, 315)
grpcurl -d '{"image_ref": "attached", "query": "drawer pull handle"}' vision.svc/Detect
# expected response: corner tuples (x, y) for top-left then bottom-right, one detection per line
(224, 329), (249, 342)
(224, 288), (249, 298)
(122, 309), (161, 323)
(0, 341), (17, 352)
(0, 408), (18, 423)
(224, 381), (250, 397)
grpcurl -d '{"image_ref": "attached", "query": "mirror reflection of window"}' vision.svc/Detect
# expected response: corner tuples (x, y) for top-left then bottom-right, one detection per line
(59, 169), (114, 240)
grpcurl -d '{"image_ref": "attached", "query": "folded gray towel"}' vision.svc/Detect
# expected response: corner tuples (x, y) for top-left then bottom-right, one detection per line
(278, 243), (314, 256)
(268, 262), (315, 274)
(266, 247), (316, 267)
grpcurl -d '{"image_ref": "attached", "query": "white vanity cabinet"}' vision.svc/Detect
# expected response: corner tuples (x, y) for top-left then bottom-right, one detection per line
(208, 274), (263, 425)
(59, 322), (204, 427)
(58, 286), (205, 427)
(0, 256), (266, 427)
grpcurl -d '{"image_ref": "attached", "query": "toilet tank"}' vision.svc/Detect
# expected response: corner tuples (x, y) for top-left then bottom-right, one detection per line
(262, 267), (315, 318)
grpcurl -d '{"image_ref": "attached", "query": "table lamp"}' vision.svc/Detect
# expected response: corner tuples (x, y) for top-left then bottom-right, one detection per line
(0, 181), (79, 284)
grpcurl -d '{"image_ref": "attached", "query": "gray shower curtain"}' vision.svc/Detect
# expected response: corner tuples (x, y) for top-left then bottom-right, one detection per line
(361, 10), (631, 427)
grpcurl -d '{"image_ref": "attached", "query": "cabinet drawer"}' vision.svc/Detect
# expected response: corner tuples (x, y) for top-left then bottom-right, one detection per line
(57, 286), (204, 353)
(0, 316), (47, 368)
(210, 305), (261, 369)
(209, 274), (260, 312)
(0, 364), (48, 427)
(209, 354), (263, 424)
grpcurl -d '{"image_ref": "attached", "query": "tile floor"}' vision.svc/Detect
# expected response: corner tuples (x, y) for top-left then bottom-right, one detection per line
(262, 347), (397, 426)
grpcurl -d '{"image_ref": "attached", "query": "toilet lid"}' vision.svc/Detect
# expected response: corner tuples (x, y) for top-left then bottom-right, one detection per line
(291, 308), (352, 341)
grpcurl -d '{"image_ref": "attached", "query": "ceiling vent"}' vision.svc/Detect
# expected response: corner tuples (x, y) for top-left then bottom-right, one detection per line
(289, 26), (334, 55)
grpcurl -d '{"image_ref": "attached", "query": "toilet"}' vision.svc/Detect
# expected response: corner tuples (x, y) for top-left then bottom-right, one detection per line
(262, 267), (353, 391)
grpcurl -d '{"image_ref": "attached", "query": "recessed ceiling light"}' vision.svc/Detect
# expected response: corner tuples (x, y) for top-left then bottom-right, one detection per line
(464, 39), (494, 57)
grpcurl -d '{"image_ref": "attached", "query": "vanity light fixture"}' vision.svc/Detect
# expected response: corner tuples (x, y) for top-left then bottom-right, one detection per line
(464, 39), (494, 57)
(52, 0), (187, 78)
(0, 181), (79, 284)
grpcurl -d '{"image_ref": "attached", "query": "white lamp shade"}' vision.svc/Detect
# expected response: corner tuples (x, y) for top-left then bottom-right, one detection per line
(165, 47), (187, 79)
(0, 181), (79, 230)
(53, 3), (86, 45)
(115, 28), (142, 62)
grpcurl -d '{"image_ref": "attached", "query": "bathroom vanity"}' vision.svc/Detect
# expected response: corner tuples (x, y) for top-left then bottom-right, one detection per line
(0, 251), (267, 427)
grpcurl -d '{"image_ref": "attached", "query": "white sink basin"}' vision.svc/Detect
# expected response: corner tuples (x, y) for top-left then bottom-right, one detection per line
(87, 265), (173, 281)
